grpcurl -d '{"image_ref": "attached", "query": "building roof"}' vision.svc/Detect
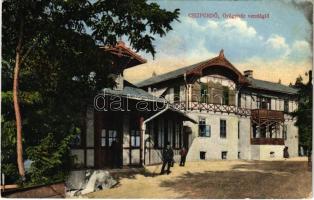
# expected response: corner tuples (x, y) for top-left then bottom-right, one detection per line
(246, 77), (298, 95)
(100, 41), (147, 66)
(101, 81), (196, 123)
(136, 50), (248, 87)
(136, 51), (298, 95)
(101, 81), (164, 102)
(136, 60), (205, 88)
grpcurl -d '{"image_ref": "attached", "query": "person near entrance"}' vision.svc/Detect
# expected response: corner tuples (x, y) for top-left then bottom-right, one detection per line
(179, 146), (187, 166)
(283, 146), (290, 159)
(160, 142), (174, 175)
(111, 139), (121, 168)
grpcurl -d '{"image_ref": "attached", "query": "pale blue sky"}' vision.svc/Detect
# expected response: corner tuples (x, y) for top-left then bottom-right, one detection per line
(124, 0), (312, 84)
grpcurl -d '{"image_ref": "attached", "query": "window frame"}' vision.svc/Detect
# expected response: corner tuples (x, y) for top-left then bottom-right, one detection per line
(130, 130), (141, 147)
(220, 119), (227, 138)
(221, 151), (228, 160)
(101, 129), (106, 147)
(199, 117), (211, 137)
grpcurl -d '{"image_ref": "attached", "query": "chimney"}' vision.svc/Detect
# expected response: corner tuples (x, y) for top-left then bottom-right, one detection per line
(244, 70), (253, 78)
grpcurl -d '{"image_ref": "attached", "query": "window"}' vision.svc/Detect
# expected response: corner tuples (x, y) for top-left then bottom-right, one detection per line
(220, 119), (227, 138)
(283, 125), (287, 140)
(108, 130), (117, 146)
(222, 86), (229, 105)
(221, 151), (227, 160)
(200, 83), (208, 103)
(258, 97), (271, 110)
(101, 129), (106, 147)
(200, 151), (206, 160)
(284, 100), (289, 112)
(174, 85), (180, 103)
(101, 129), (117, 147)
(238, 152), (240, 159)
(131, 130), (141, 147)
(199, 117), (211, 137)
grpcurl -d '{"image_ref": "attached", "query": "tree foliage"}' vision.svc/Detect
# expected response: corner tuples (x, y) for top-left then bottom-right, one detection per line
(2, 0), (179, 185)
(292, 72), (312, 153)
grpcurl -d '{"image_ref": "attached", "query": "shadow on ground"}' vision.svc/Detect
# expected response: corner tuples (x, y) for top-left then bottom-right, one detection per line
(109, 168), (158, 188)
(159, 161), (312, 199)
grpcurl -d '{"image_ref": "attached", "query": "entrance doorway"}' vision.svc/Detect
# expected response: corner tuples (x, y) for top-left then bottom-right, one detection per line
(183, 126), (192, 149)
(95, 111), (122, 168)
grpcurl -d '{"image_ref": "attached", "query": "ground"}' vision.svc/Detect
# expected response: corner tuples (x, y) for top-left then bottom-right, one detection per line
(86, 157), (312, 199)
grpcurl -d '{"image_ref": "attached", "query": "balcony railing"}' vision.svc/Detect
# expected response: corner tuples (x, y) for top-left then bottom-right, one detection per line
(170, 101), (251, 116)
(251, 138), (284, 145)
(251, 109), (284, 122)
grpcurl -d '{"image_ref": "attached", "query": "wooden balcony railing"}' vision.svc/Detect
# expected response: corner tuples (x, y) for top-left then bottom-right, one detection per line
(251, 138), (284, 145)
(171, 101), (251, 116)
(251, 109), (284, 122)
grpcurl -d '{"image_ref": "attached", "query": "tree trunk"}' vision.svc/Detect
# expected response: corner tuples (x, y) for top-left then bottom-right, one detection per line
(13, 19), (25, 178)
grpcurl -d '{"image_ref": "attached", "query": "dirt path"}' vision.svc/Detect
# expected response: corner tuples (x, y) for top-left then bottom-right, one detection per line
(86, 158), (312, 199)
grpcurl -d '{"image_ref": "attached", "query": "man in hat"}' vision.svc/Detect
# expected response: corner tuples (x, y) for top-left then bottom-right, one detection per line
(179, 146), (187, 166)
(160, 142), (174, 175)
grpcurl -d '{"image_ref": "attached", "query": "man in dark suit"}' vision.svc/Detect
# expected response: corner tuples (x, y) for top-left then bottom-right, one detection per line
(160, 142), (174, 175)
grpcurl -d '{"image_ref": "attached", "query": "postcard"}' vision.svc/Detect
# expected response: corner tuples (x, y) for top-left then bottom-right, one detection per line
(1, 0), (312, 199)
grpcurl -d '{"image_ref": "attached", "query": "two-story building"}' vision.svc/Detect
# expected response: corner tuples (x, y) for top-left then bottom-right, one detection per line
(136, 50), (299, 160)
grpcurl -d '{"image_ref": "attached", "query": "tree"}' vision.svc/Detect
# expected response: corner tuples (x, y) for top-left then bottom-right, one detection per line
(292, 71), (312, 155)
(2, 0), (179, 184)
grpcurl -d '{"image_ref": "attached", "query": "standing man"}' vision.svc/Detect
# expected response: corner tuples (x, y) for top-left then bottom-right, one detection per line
(179, 146), (187, 166)
(160, 142), (174, 175)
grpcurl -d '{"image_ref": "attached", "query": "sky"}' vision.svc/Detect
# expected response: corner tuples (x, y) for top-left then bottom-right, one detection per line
(124, 0), (313, 85)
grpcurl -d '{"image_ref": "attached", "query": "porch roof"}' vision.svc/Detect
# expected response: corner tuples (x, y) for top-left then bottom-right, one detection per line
(101, 81), (165, 102)
(167, 107), (197, 123)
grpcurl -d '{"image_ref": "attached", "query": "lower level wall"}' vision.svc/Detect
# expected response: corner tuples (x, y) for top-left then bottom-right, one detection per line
(251, 145), (285, 160)
(284, 120), (299, 157)
(185, 112), (239, 161)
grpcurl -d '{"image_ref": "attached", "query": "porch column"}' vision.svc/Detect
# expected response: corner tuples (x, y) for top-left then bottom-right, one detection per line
(139, 116), (145, 166)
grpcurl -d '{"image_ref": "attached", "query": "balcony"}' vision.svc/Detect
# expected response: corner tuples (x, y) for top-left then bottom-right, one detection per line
(251, 109), (284, 122)
(170, 101), (251, 116)
(251, 138), (284, 145)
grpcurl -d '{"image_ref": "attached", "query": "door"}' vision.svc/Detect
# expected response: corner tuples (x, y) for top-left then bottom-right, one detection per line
(183, 126), (192, 149)
(95, 111), (122, 168)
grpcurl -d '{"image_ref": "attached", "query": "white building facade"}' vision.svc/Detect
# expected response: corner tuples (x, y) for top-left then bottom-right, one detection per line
(137, 50), (299, 161)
